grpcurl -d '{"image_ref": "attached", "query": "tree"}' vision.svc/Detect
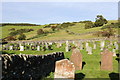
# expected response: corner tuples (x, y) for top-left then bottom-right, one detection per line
(18, 33), (26, 40)
(94, 15), (108, 27)
(37, 29), (44, 35)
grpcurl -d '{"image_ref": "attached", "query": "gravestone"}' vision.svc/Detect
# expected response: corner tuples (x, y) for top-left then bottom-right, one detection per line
(66, 41), (69, 52)
(9, 45), (13, 50)
(65, 46), (69, 52)
(70, 48), (82, 70)
(93, 42), (96, 49)
(37, 46), (40, 51)
(87, 47), (92, 55)
(114, 42), (118, 50)
(112, 48), (116, 56)
(57, 43), (62, 48)
(20, 46), (24, 51)
(85, 42), (89, 49)
(100, 49), (113, 71)
(100, 41), (105, 50)
(54, 59), (75, 79)
(45, 42), (48, 49)
(80, 43), (83, 50)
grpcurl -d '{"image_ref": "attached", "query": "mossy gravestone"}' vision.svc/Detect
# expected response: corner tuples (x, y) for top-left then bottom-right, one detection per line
(70, 48), (82, 70)
(54, 59), (75, 79)
(100, 49), (113, 71)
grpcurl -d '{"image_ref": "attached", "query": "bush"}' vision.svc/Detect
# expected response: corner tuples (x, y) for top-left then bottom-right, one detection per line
(18, 33), (26, 40)
(51, 26), (57, 31)
(85, 21), (94, 29)
(8, 28), (15, 31)
(37, 29), (44, 35)
(6, 36), (16, 41)
(9, 28), (34, 36)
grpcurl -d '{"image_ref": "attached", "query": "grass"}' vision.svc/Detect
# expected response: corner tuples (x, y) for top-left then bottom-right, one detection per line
(1, 20), (119, 41)
(2, 40), (119, 79)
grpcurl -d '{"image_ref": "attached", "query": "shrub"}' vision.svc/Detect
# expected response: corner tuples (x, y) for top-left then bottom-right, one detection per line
(37, 29), (44, 35)
(8, 28), (15, 31)
(51, 26), (57, 31)
(85, 21), (94, 29)
(18, 33), (26, 40)
(6, 36), (16, 41)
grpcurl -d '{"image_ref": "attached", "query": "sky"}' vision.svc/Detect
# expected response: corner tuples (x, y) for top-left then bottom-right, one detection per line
(2, 2), (118, 25)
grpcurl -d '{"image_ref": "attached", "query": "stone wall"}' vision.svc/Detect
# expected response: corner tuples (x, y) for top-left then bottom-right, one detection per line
(2, 52), (64, 80)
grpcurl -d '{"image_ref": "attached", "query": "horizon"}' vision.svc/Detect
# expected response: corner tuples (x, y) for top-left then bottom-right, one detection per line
(2, 2), (118, 25)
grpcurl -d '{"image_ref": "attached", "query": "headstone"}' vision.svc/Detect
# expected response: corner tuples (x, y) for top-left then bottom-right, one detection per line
(45, 42), (48, 49)
(49, 42), (52, 45)
(85, 42), (89, 49)
(87, 47), (92, 55)
(112, 48), (116, 56)
(70, 48), (82, 70)
(80, 43), (83, 50)
(100, 41), (105, 50)
(20, 46), (24, 51)
(9, 45), (13, 50)
(57, 43), (62, 48)
(114, 42), (118, 50)
(93, 42), (96, 49)
(54, 59), (75, 79)
(65, 46), (69, 52)
(100, 49), (113, 71)
(37, 46), (40, 51)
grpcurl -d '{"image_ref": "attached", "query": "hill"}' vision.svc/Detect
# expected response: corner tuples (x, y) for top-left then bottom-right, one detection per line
(1, 20), (118, 41)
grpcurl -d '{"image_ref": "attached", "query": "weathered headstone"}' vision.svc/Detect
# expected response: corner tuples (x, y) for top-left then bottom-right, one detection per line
(20, 46), (24, 51)
(100, 49), (113, 71)
(9, 45), (13, 50)
(93, 42), (96, 49)
(70, 48), (82, 70)
(112, 48), (116, 56)
(37, 46), (40, 51)
(66, 41), (69, 52)
(45, 42), (48, 49)
(87, 47), (92, 55)
(114, 42), (118, 50)
(54, 59), (75, 79)
(85, 42), (89, 49)
(100, 41), (105, 50)
(80, 43), (83, 50)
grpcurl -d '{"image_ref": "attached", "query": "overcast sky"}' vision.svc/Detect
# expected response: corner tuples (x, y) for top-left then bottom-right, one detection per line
(2, 2), (118, 24)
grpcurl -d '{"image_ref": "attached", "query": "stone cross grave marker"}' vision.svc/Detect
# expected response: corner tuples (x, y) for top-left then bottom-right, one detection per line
(70, 48), (82, 70)
(54, 59), (75, 79)
(100, 49), (113, 71)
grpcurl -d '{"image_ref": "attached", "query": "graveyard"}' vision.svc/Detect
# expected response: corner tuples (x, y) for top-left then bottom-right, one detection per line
(1, 39), (119, 79)
(1, 4), (120, 79)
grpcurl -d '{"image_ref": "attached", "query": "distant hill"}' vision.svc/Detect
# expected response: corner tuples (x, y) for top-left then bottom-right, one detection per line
(1, 20), (118, 41)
